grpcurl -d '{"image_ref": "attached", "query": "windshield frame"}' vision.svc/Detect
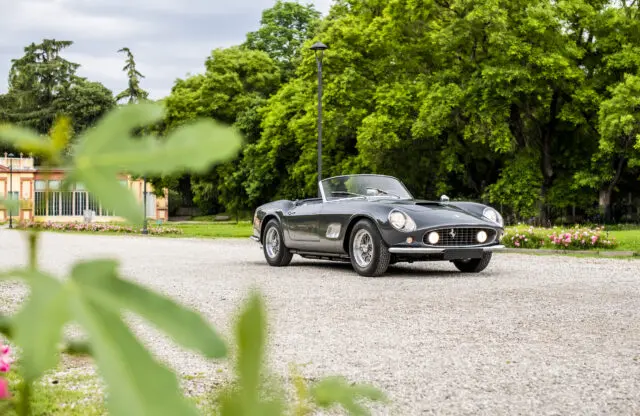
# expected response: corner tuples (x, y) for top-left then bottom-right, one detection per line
(319, 174), (414, 203)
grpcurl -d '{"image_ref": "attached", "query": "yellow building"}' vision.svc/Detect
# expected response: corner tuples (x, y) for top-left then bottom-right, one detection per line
(0, 154), (168, 223)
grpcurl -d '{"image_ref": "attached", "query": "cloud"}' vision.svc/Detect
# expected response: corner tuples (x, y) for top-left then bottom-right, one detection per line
(0, 0), (334, 99)
(1, 0), (156, 39)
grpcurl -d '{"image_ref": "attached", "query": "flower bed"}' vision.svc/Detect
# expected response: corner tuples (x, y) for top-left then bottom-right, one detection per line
(17, 221), (183, 235)
(503, 225), (617, 250)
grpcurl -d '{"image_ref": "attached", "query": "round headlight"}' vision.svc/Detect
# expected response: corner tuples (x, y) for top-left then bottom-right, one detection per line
(389, 211), (406, 229)
(483, 207), (503, 225)
(388, 210), (416, 232)
(477, 230), (488, 243)
(428, 232), (440, 245)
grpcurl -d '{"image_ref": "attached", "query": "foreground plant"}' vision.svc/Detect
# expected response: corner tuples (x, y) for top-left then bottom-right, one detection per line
(0, 104), (384, 415)
(0, 343), (12, 400)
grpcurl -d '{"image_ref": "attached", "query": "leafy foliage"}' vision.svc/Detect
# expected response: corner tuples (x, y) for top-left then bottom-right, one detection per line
(244, 0), (321, 80)
(0, 39), (115, 153)
(0, 103), (385, 416)
(0, 104), (243, 224)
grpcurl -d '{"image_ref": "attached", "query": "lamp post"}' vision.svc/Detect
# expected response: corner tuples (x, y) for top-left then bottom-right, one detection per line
(310, 41), (328, 197)
(142, 176), (148, 234)
(8, 153), (14, 229)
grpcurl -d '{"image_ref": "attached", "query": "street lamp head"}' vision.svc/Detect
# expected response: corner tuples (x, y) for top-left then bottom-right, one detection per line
(310, 42), (328, 59)
(8, 153), (14, 157)
(310, 41), (328, 51)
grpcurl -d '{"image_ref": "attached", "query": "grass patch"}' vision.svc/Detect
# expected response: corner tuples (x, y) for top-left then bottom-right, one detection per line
(607, 230), (640, 252)
(172, 222), (253, 238)
(10, 221), (253, 239)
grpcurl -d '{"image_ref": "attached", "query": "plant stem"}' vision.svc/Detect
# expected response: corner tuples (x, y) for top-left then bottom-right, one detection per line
(27, 231), (38, 270)
(19, 382), (30, 416)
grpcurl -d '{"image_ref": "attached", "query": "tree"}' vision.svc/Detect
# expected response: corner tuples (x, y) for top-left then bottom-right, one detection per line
(244, 0), (321, 80)
(0, 39), (115, 154)
(161, 47), (281, 214)
(115, 47), (149, 104)
(581, 74), (640, 222)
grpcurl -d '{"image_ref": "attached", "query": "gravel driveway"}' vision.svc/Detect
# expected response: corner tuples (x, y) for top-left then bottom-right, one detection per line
(0, 230), (639, 415)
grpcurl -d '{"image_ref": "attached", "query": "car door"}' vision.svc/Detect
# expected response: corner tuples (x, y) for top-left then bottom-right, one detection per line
(284, 201), (322, 243)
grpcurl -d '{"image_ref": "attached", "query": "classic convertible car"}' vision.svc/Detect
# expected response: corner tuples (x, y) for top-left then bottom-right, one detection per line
(250, 174), (505, 277)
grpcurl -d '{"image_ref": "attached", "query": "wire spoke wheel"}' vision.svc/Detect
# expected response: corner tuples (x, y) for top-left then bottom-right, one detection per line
(352, 229), (374, 267)
(265, 227), (280, 258)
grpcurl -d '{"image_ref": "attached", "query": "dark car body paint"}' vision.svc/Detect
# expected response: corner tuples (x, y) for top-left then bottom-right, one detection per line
(252, 196), (504, 259)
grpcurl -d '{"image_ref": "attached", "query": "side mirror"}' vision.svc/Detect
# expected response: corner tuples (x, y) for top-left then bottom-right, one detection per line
(440, 194), (450, 204)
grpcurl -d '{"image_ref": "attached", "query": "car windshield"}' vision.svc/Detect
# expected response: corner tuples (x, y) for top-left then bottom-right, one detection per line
(320, 175), (413, 201)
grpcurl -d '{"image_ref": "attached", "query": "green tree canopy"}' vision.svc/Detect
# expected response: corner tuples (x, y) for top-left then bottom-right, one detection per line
(0, 39), (116, 149)
(244, 0), (321, 81)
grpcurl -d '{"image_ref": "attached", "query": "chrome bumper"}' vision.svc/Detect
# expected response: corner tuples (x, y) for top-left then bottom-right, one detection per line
(388, 245), (506, 254)
(249, 235), (260, 243)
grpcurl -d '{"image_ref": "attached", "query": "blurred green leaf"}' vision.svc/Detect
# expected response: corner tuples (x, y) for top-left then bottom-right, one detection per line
(115, 119), (244, 175)
(68, 102), (242, 225)
(11, 269), (70, 382)
(310, 377), (386, 416)
(70, 298), (197, 416)
(0, 196), (19, 213)
(0, 124), (56, 159)
(218, 291), (284, 416)
(71, 259), (226, 358)
(236, 291), (265, 403)
(69, 259), (200, 416)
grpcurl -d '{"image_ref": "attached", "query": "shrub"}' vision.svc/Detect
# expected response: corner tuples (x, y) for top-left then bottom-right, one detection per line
(16, 221), (183, 235)
(503, 225), (618, 250)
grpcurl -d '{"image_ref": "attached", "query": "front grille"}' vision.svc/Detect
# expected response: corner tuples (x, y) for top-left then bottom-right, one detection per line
(423, 227), (497, 247)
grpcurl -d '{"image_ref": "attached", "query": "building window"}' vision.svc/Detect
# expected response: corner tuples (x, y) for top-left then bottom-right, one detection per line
(33, 181), (124, 217)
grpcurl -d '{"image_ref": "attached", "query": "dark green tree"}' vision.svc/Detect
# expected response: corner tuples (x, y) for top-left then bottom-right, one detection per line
(0, 39), (115, 147)
(160, 46), (281, 214)
(115, 47), (149, 104)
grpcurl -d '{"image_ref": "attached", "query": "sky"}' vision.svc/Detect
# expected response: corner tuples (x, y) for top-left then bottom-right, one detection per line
(0, 0), (333, 100)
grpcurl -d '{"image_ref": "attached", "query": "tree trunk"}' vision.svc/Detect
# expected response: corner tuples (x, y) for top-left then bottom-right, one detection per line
(599, 189), (613, 224)
(538, 90), (559, 225)
(600, 156), (626, 224)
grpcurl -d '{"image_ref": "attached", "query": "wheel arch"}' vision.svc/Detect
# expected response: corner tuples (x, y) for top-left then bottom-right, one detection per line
(342, 214), (384, 254)
(260, 214), (281, 244)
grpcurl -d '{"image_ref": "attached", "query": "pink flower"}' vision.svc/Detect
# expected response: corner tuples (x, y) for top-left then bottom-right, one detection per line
(0, 344), (12, 373)
(0, 378), (9, 399)
(514, 241), (520, 247)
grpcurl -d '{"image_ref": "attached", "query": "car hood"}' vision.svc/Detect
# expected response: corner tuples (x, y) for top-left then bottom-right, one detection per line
(377, 199), (495, 228)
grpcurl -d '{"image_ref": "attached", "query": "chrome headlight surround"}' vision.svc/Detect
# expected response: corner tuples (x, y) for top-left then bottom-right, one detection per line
(482, 207), (504, 226)
(388, 209), (416, 232)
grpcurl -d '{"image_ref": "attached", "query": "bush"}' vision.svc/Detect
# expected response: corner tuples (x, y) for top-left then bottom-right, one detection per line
(503, 225), (618, 250)
(16, 221), (183, 235)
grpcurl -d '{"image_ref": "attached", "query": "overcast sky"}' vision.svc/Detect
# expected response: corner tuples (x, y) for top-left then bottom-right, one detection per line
(0, 0), (333, 99)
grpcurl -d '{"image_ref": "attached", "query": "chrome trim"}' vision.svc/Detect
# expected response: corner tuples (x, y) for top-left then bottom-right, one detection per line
(422, 226), (499, 247)
(249, 235), (260, 243)
(318, 174), (415, 201)
(319, 180), (327, 202)
(388, 245), (505, 254)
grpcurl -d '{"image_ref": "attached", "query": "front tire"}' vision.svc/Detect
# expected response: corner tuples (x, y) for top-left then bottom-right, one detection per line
(348, 219), (390, 277)
(262, 219), (293, 267)
(453, 253), (492, 273)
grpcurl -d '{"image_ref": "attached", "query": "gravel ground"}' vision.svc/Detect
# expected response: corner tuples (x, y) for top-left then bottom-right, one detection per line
(0, 230), (639, 415)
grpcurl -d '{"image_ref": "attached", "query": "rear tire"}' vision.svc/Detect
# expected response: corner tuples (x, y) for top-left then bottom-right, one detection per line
(262, 219), (293, 267)
(348, 219), (390, 277)
(453, 253), (492, 273)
